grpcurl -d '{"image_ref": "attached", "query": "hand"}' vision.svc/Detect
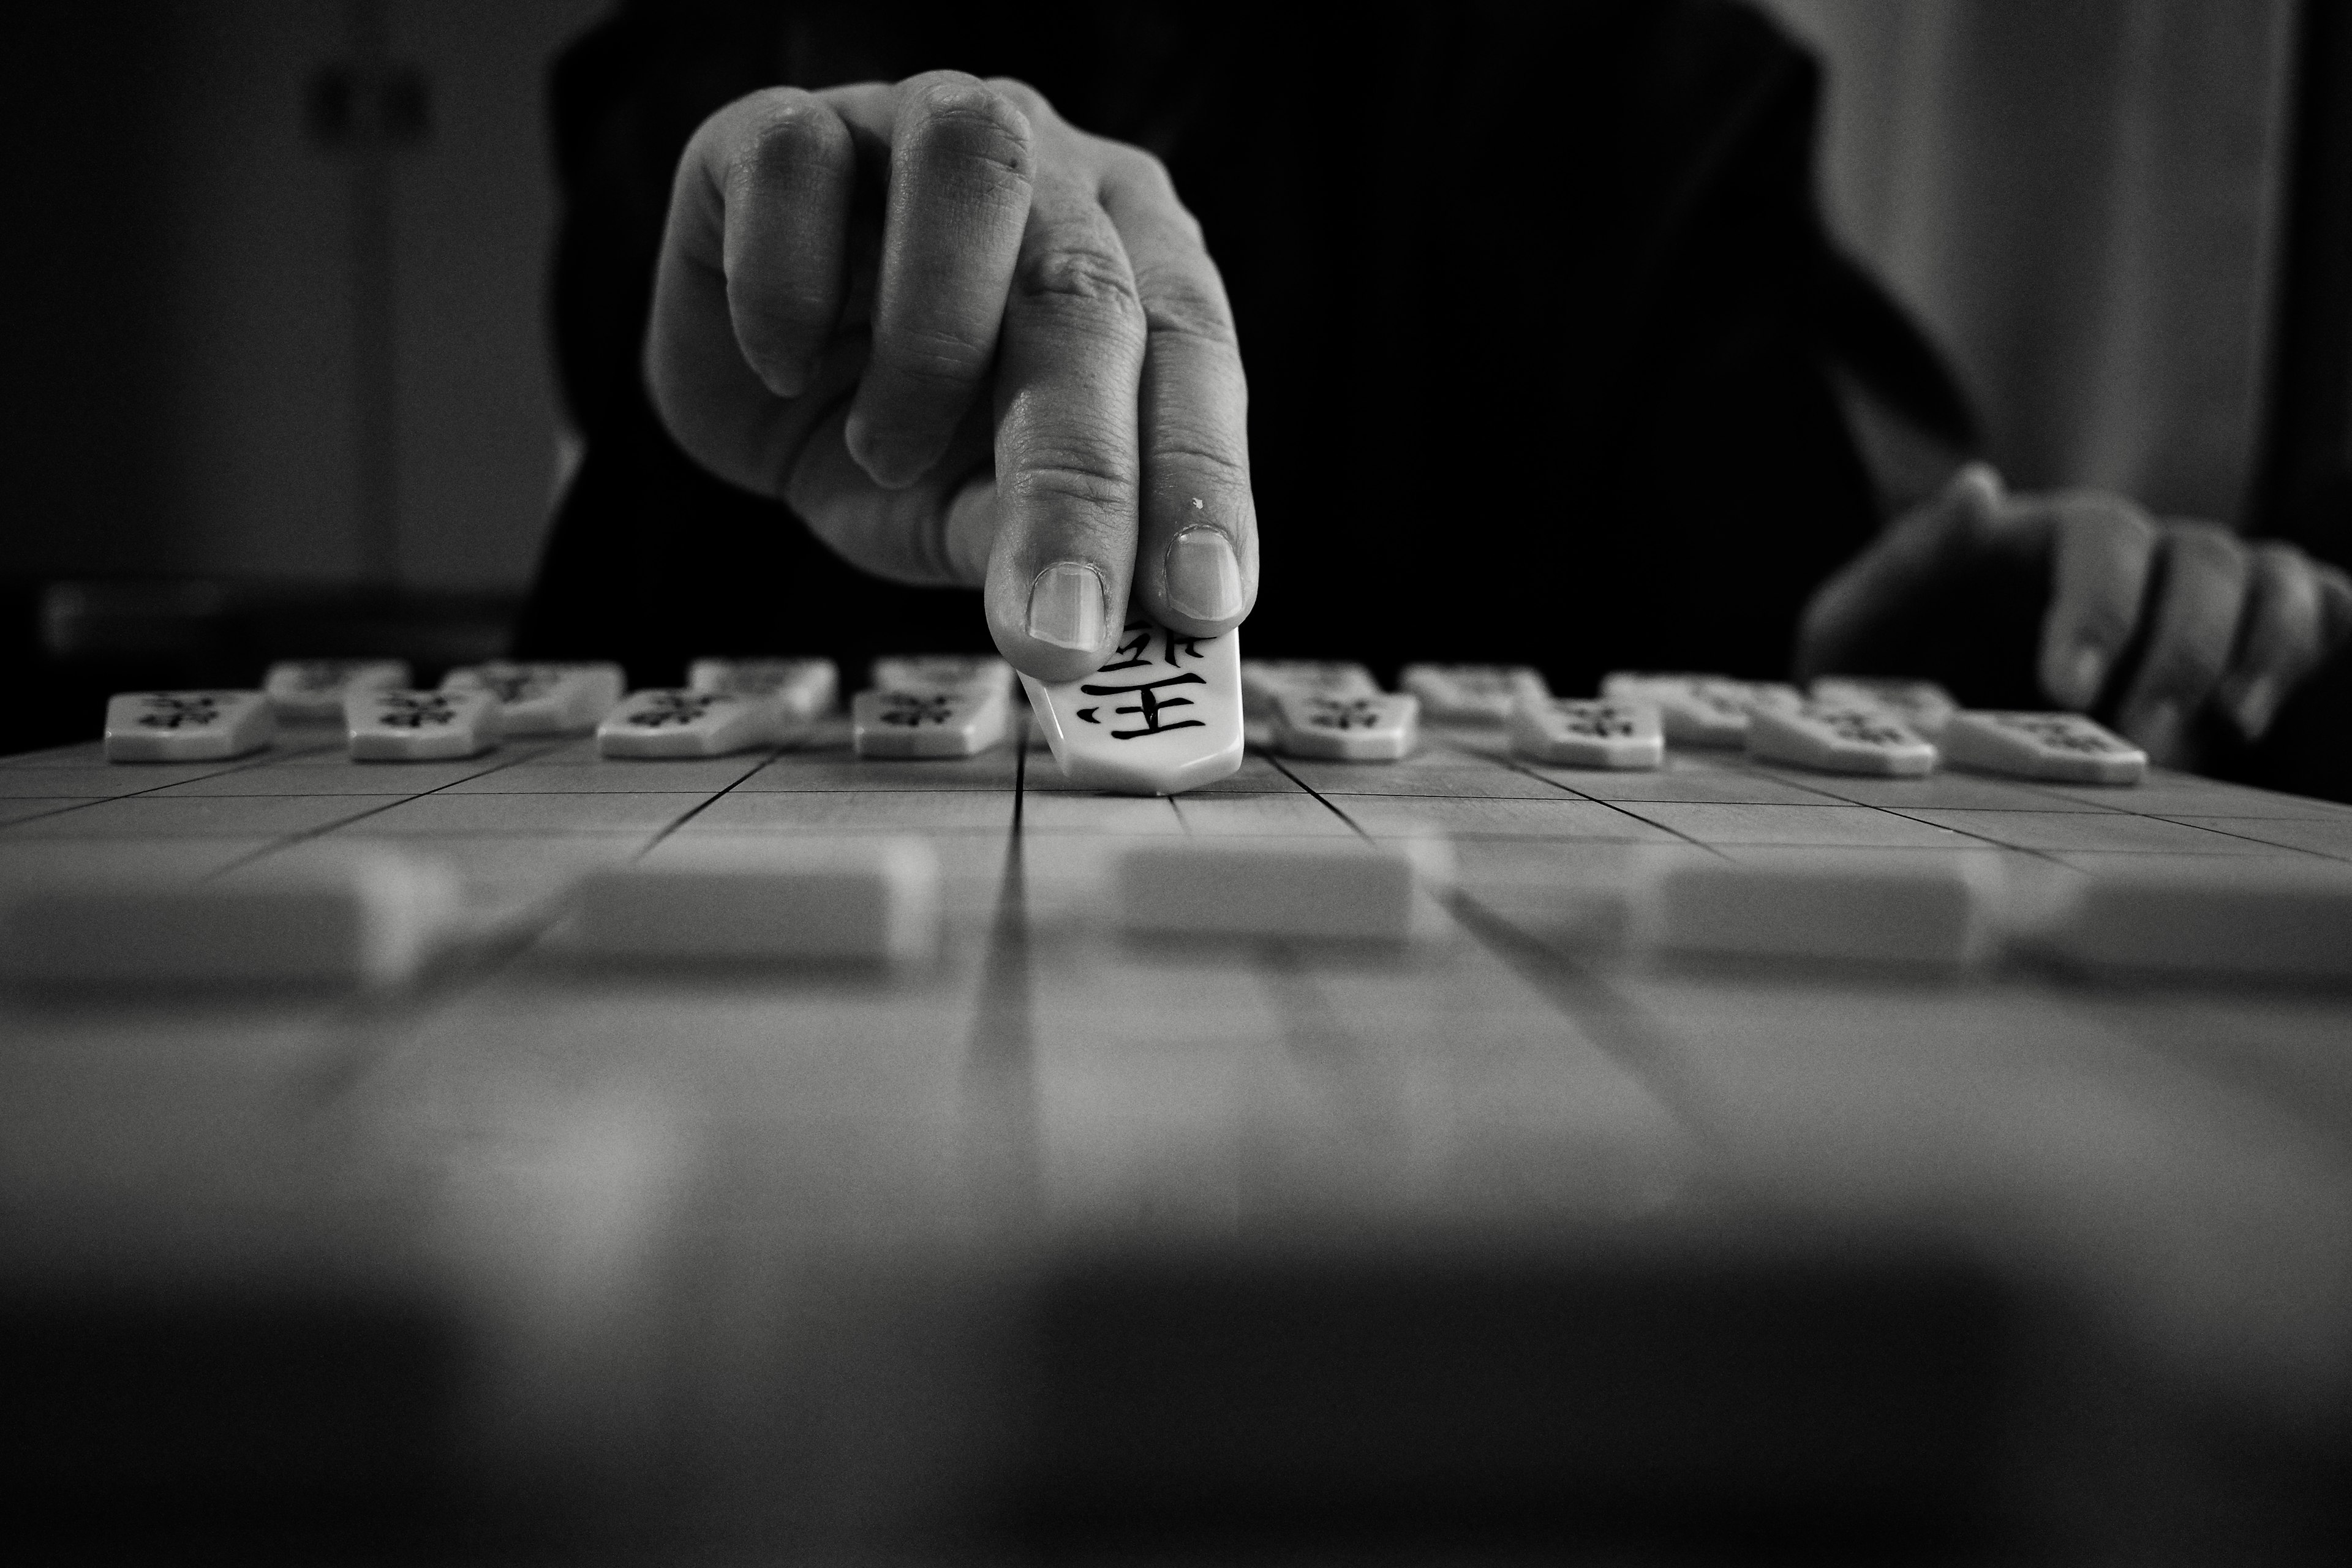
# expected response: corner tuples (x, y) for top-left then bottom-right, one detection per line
(1796, 463), (2352, 766)
(644, 73), (1257, 680)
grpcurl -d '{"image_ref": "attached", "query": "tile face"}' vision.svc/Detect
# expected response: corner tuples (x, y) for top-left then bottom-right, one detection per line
(263, 658), (409, 721)
(2043, 859), (2352, 980)
(4, 793), (401, 839)
(1510, 697), (1664, 770)
(442, 662), (625, 735)
(1114, 836), (1452, 942)
(1023, 619), (1245, 795)
(1343, 796), (1678, 842)
(1747, 703), (1938, 777)
(104, 692), (275, 763)
(571, 835), (939, 964)
(1620, 802), (1981, 848)
(1898, 809), (2268, 854)
(688, 657), (839, 722)
(347, 688), (502, 761)
(1635, 850), (1998, 970)
(852, 685), (1012, 759)
(1272, 691), (1420, 762)
(870, 654), (1014, 698)
(1941, 711), (2146, 785)
(1400, 663), (1548, 722)
(1, 846), (460, 988)
(1240, 659), (1380, 718)
(1809, 677), (1958, 739)
(597, 689), (783, 758)
(335, 792), (703, 835)
(1600, 673), (1799, 746)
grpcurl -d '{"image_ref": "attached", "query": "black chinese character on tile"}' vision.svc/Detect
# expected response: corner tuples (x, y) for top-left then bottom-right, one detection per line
(378, 693), (459, 729)
(137, 695), (222, 729)
(627, 692), (720, 728)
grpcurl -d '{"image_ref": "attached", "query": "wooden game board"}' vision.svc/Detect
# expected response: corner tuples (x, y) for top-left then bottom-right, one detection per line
(6, 718), (2352, 1556)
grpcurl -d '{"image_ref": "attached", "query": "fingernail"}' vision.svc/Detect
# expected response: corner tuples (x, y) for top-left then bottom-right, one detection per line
(1026, 561), (1106, 652)
(1165, 526), (1243, 621)
(2062, 646), (2108, 707)
(843, 410), (919, 490)
(2130, 699), (2184, 761)
(2232, 674), (2278, 738)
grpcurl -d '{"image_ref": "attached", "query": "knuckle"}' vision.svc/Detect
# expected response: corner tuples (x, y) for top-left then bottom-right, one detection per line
(1137, 270), (1237, 350)
(1011, 453), (1136, 517)
(876, 322), (994, 388)
(2061, 489), (2156, 546)
(1017, 234), (1145, 332)
(2067, 598), (2141, 651)
(1148, 437), (1250, 488)
(2163, 519), (2245, 572)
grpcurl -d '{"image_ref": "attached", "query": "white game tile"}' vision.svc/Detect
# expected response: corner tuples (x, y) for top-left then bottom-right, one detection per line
(852, 684), (1012, 759)
(1634, 848), (2002, 970)
(0, 845), (461, 989)
(597, 688), (785, 758)
(1747, 702), (1939, 777)
(1940, 710), (2146, 785)
(1399, 663), (1549, 722)
(264, 658), (411, 722)
(1272, 690), (1420, 761)
(568, 835), (939, 964)
(2034, 859), (2352, 981)
(1114, 834), (1456, 943)
(1240, 659), (1381, 718)
(1811, 676), (1959, 739)
(687, 657), (839, 723)
(442, 661), (625, 734)
(1509, 696), (1664, 769)
(870, 654), (1015, 699)
(1600, 673), (1801, 746)
(1023, 619), (1245, 795)
(104, 690), (276, 764)
(347, 687), (501, 761)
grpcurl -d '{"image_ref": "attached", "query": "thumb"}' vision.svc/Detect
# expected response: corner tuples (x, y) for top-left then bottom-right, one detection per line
(1795, 461), (2005, 679)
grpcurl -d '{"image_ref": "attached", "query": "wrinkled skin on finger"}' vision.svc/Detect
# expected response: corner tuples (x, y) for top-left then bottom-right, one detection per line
(643, 73), (1257, 683)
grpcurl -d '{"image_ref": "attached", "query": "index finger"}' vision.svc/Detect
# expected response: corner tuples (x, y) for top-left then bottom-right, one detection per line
(2037, 493), (2160, 709)
(980, 165), (1150, 681)
(1098, 147), (1257, 638)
